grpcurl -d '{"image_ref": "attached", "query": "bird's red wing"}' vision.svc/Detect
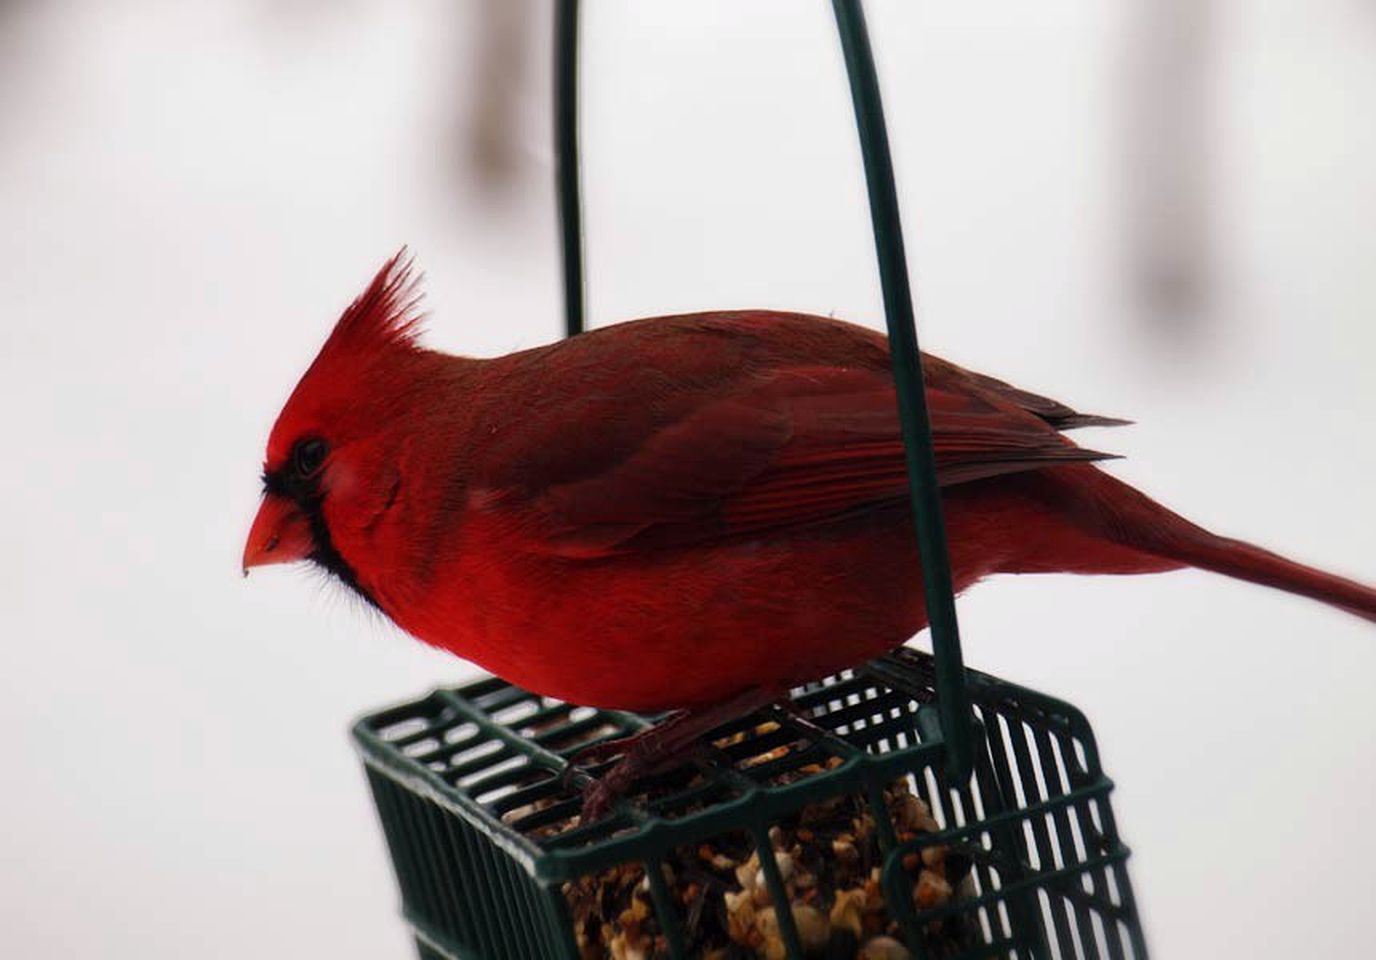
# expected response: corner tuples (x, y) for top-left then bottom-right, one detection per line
(920, 354), (1131, 431)
(511, 366), (1116, 557)
(515, 390), (794, 556)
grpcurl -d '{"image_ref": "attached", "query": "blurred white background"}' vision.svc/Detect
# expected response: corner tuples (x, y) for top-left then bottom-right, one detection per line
(2, 1), (1373, 957)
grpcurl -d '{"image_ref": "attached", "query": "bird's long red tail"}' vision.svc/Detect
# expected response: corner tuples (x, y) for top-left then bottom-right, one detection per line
(1075, 468), (1376, 623)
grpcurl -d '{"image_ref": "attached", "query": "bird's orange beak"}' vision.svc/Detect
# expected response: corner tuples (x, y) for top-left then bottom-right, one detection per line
(242, 496), (313, 574)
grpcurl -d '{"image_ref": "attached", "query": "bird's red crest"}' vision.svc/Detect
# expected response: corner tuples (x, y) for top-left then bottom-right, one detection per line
(263, 250), (427, 469)
(315, 247), (425, 363)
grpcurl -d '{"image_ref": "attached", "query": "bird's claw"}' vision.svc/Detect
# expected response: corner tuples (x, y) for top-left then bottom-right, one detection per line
(565, 735), (635, 773)
(559, 734), (634, 795)
(578, 778), (617, 824)
(576, 752), (642, 823)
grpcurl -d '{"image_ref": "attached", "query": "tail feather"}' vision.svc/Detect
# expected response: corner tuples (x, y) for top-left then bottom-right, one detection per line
(1084, 469), (1376, 623)
(1151, 528), (1376, 623)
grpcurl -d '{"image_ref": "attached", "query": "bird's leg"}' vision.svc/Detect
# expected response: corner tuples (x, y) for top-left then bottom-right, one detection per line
(575, 687), (780, 822)
(563, 714), (687, 779)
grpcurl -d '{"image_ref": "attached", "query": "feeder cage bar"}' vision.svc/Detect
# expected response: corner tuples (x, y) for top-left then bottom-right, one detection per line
(830, 0), (973, 782)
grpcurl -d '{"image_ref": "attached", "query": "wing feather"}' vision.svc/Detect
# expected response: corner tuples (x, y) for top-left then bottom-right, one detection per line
(511, 363), (1115, 556)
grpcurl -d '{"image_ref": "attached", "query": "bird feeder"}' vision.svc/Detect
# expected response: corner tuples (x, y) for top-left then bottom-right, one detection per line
(352, 2), (1148, 957)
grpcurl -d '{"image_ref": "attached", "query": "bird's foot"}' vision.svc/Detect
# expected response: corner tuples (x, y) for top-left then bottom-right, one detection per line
(566, 715), (694, 821)
(577, 748), (653, 823)
(563, 712), (686, 781)
(569, 688), (782, 823)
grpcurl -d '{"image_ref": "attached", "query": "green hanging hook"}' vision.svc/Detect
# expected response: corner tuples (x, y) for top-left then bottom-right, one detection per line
(555, 0), (584, 338)
(830, 0), (973, 781)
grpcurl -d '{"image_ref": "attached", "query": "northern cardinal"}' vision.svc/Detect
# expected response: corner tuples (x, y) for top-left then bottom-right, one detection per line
(244, 253), (1375, 816)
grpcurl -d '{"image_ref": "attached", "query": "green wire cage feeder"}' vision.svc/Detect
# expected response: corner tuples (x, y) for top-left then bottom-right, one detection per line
(352, 2), (1147, 957)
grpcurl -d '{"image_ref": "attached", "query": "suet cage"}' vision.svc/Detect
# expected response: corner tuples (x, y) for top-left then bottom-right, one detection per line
(353, 2), (1148, 957)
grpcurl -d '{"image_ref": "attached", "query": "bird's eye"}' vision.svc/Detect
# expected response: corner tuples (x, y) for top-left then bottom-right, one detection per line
(293, 438), (328, 478)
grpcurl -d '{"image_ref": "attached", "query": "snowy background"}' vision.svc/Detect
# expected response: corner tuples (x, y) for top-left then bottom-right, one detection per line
(2, 1), (1373, 957)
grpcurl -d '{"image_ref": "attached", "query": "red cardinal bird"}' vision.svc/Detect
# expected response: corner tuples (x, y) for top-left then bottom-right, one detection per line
(244, 253), (1375, 816)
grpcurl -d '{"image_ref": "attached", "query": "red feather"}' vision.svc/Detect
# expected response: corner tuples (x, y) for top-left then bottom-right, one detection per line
(245, 261), (1376, 716)
(319, 247), (425, 359)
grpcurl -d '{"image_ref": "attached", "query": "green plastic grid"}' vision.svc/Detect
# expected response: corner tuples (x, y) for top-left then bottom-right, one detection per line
(354, 647), (1145, 959)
